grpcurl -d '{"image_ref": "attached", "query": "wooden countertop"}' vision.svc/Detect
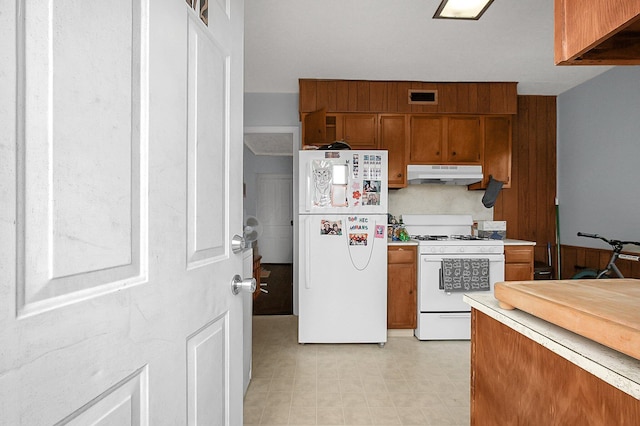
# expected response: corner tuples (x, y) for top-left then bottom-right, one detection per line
(464, 292), (640, 400)
(495, 279), (640, 361)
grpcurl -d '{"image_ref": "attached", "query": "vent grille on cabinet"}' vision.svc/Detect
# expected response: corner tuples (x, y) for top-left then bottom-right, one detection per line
(408, 89), (438, 105)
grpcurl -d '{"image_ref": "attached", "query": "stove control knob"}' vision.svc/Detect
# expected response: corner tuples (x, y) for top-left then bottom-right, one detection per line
(439, 247), (446, 253)
(458, 247), (465, 253)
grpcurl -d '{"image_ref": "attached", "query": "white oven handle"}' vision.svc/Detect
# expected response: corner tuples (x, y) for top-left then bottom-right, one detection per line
(437, 313), (470, 319)
(422, 255), (504, 262)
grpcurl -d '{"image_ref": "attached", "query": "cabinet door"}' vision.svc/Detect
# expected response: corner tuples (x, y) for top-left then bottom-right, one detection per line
(445, 116), (481, 163)
(302, 108), (327, 146)
(379, 114), (408, 188)
(555, 0), (640, 65)
(409, 115), (443, 163)
(471, 116), (512, 189)
(505, 263), (534, 281)
(505, 245), (534, 264)
(505, 245), (534, 281)
(340, 114), (377, 148)
(387, 246), (417, 329)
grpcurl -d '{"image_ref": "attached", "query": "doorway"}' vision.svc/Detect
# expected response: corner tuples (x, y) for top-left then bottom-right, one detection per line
(256, 174), (293, 263)
(243, 126), (299, 315)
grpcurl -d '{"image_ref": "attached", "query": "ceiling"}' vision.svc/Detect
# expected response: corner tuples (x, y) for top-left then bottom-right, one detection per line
(244, 0), (612, 96)
(244, 132), (294, 155)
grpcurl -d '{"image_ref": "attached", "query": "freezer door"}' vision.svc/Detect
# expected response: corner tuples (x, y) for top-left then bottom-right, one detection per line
(298, 150), (388, 214)
(298, 214), (388, 344)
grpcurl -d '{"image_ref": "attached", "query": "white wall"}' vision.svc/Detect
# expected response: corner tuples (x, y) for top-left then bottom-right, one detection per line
(244, 93), (299, 126)
(557, 66), (640, 251)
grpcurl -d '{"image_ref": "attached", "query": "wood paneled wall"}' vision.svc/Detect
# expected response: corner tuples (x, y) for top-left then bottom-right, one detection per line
(493, 96), (558, 272)
(561, 245), (640, 279)
(299, 79), (517, 114)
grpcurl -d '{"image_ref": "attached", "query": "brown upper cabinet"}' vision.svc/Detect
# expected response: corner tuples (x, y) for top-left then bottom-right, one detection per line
(299, 80), (517, 189)
(555, 0), (640, 64)
(379, 115), (408, 187)
(409, 116), (481, 164)
(342, 114), (377, 148)
(302, 109), (378, 149)
(470, 116), (512, 189)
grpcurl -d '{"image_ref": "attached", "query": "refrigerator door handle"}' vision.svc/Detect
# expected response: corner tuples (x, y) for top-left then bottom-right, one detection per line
(305, 216), (312, 289)
(305, 165), (311, 212)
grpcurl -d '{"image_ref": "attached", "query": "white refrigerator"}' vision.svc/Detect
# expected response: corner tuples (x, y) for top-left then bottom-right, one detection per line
(297, 149), (388, 345)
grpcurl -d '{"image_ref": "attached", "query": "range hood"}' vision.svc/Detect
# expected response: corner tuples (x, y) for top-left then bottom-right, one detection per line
(407, 164), (483, 185)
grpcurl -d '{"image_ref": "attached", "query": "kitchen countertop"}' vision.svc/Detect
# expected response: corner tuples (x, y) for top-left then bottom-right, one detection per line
(463, 293), (640, 400)
(387, 239), (419, 246)
(503, 239), (536, 245)
(387, 239), (533, 246)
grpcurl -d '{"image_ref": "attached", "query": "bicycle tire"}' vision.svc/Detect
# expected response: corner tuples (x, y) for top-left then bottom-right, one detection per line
(572, 269), (598, 279)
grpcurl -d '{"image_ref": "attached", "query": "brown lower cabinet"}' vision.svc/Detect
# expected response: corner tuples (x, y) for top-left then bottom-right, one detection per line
(471, 309), (640, 425)
(387, 245), (417, 329)
(504, 245), (534, 281)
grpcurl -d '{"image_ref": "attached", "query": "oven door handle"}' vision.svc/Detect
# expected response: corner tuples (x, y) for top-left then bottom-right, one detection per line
(438, 313), (470, 319)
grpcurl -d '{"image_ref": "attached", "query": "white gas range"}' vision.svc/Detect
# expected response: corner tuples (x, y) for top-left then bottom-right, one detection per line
(402, 214), (505, 340)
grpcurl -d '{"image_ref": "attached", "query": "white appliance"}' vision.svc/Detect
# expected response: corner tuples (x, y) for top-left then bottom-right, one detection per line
(407, 164), (483, 185)
(297, 149), (388, 345)
(403, 214), (505, 340)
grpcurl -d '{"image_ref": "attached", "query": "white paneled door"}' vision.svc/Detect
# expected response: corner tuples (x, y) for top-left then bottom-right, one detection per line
(0, 0), (245, 424)
(256, 174), (294, 263)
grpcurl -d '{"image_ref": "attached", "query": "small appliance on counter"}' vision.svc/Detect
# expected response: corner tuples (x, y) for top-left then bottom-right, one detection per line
(473, 220), (507, 240)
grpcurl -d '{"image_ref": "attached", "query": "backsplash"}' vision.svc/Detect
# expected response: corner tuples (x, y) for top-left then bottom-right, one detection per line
(388, 185), (493, 222)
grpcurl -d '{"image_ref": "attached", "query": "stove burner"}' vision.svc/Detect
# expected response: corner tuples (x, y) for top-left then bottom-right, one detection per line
(412, 235), (449, 241)
(450, 234), (489, 241)
(412, 234), (489, 241)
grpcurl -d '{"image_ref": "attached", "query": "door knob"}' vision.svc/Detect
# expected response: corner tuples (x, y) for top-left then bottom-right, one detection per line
(231, 274), (256, 295)
(231, 234), (245, 254)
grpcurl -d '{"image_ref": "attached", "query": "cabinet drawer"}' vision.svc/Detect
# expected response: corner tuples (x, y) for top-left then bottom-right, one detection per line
(505, 247), (533, 263)
(505, 263), (533, 281)
(388, 247), (416, 264)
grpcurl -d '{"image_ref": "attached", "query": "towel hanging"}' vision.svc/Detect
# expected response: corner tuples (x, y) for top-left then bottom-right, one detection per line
(441, 258), (490, 292)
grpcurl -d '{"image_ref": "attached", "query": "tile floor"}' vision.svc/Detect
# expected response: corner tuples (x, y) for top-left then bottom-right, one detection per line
(244, 315), (471, 426)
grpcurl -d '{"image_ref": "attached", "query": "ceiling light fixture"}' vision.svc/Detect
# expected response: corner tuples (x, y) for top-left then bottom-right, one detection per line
(433, 0), (495, 20)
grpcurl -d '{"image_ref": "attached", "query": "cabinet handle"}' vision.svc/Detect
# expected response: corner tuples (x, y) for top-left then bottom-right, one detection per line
(397, 173), (402, 178)
(436, 151), (440, 155)
(452, 151), (457, 156)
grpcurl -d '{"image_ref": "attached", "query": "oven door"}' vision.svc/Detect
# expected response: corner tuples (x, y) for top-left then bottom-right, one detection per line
(419, 253), (504, 312)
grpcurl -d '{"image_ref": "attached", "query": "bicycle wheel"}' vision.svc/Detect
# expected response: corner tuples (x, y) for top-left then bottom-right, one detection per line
(572, 269), (598, 279)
